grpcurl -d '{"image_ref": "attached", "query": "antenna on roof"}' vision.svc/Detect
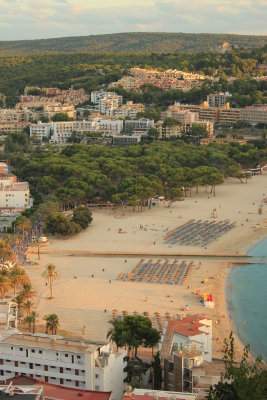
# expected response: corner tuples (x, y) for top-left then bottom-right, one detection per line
(5, 381), (13, 393)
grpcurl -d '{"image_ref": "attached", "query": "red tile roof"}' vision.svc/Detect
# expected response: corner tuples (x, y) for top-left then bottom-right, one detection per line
(166, 315), (210, 337)
(5, 377), (112, 400)
(42, 383), (112, 400)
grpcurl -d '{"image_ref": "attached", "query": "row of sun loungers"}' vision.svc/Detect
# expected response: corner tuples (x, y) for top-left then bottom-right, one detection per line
(164, 219), (235, 247)
(118, 259), (194, 285)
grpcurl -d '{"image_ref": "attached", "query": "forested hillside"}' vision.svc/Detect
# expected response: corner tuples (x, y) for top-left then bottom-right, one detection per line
(0, 46), (266, 107)
(0, 32), (266, 53)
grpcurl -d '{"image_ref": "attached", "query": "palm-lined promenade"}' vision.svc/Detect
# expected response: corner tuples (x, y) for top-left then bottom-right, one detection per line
(21, 173), (267, 361)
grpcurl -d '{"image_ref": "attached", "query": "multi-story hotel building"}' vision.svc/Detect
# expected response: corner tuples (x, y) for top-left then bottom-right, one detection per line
(0, 331), (127, 400)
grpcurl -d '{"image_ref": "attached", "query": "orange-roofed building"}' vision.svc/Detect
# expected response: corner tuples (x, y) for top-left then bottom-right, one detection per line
(159, 316), (218, 399)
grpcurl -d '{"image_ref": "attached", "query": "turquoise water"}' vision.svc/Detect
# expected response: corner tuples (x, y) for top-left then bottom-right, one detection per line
(228, 238), (267, 361)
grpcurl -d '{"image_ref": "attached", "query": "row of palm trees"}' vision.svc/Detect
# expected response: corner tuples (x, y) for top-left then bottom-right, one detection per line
(0, 235), (61, 336)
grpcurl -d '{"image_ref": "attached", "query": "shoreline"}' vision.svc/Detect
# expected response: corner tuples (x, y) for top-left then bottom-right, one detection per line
(224, 232), (267, 361)
(23, 174), (267, 361)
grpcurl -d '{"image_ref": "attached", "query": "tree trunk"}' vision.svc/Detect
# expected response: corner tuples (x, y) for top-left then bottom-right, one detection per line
(50, 277), (53, 298)
(38, 245), (40, 260)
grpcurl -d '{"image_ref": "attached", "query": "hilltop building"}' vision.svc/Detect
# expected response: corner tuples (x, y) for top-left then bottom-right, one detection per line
(91, 91), (123, 115)
(125, 118), (154, 135)
(215, 41), (232, 54)
(207, 92), (231, 108)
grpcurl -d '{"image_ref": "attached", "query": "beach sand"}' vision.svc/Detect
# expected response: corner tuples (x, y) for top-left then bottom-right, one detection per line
(25, 173), (267, 360)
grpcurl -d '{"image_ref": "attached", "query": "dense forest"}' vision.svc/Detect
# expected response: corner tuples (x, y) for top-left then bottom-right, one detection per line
(0, 46), (266, 107)
(4, 136), (267, 216)
(0, 32), (266, 53)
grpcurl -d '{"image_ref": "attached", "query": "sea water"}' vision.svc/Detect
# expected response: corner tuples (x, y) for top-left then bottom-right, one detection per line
(227, 238), (267, 361)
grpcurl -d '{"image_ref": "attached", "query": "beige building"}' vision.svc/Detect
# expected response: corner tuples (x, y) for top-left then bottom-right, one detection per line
(0, 122), (29, 134)
(155, 121), (182, 139)
(240, 105), (267, 125)
(200, 136), (247, 145)
(0, 301), (18, 331)
(0, 182), (31, 210)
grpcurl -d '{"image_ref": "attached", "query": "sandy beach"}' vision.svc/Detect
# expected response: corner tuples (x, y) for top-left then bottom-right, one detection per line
(25, 173), (267, 360)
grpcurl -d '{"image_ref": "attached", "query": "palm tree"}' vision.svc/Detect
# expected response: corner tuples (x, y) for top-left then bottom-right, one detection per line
(34, 238), (42, 260)
(23, 314), (34, 333)
(17, 268), (29, 292)
(23, 300), (34, 317)
(41, 264), (60, 299)
(31, 311), (39, 334)
(0, 239), (15, 271)
(0, 275), (11, 299)
(43, 314), (60, 335)
(21, 282), (37, 301)
(9, 266), (28, 294)
(14, 293), (25, 323)
(16, 218), (32, 241)
(4, 234), (14, 251)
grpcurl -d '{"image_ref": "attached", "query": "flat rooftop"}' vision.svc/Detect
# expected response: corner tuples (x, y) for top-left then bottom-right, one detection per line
(1, 333), (103, 354)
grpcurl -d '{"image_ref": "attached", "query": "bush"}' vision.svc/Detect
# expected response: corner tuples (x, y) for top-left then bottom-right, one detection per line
(72, 206), (93, 229)
(46, 212), (81, 236)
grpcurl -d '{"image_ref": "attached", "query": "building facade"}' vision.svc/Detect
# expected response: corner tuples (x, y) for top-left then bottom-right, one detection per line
(0, 332), (127, 400)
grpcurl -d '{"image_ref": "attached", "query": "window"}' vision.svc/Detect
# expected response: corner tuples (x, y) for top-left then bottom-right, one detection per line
(95, 374), (99, 379)
(66, 368), (71, 371)
(36, 364), (41, 367)
(65, 354), (69, 358)
(11, 347), (13, 350)
(77, 355), (81, 359)
(31, 350), (35, 353)
(66, 379), (72, 382)
(95, 386), (99, 390)
(19, 348), (23, 351)
(39, 350), (42, 354)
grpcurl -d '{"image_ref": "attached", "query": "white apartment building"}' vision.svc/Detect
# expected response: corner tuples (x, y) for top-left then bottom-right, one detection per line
(0, 301), (18, 331)
(125, 118), (154, 134)
(0, 331), (127, 400)
(51, 121), (94, 144)
(107, 102), (144, 118)
(160, 316), (212, 363)
(30, 122), (53, 141)
(96, 119), (123, 135)
(0, 183), (32, 210)
(207, 92), (231, 108)
(91, 91), (123, 115)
